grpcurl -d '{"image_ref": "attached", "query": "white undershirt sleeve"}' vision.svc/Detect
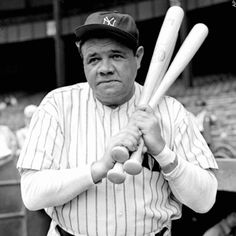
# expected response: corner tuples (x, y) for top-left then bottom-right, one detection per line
(21, 166), (95, 211)
(154, 147), (218, 213)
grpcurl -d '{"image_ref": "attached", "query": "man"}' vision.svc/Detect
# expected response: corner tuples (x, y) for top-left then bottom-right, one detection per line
(17, 11), (218, 236)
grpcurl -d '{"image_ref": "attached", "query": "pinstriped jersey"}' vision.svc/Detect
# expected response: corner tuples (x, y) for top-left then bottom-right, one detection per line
(17, 82), (218, 236)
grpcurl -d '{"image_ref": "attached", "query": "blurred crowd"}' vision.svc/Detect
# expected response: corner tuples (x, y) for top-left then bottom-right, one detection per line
(0, 101), (37, 160)
(191, 98), (217, 150)
(0, 95), (18, 111)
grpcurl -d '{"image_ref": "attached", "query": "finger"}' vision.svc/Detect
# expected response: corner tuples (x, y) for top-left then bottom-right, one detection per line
(122, 128), (141, 141)
(131, 109), (155, 121)
(131, 115), (157, 129)
(136, 105), (154, 113)
(120, 137), (139, 152)
(142, 145), (147, 154)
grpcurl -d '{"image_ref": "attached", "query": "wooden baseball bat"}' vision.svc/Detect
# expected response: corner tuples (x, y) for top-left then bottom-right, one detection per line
(123, 23), (209, 175)
(107, 6), (184, 184)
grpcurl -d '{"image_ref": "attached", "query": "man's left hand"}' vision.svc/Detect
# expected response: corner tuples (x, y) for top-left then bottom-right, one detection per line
(129, 105), (165, 156)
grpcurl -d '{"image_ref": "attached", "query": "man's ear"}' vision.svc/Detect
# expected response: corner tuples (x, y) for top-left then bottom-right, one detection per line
(135, 46), (144, 70)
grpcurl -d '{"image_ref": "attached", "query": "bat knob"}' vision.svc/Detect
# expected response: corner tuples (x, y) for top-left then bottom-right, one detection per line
(107, 163), (126, 184)
(111, 146), (129, 163)
(107, 170), (126, 184)
(123, 159), (142, 175)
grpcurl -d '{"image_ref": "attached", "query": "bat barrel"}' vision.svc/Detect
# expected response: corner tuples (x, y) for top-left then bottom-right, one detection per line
(139, 5), (184, 105)
(149, 23), (209, 108)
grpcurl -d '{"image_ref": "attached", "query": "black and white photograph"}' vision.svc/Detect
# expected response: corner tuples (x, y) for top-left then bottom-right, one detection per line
(0, 1), (235, 236)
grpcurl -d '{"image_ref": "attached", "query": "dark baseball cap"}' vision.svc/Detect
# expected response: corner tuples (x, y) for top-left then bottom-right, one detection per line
(74, 11), (139, 50)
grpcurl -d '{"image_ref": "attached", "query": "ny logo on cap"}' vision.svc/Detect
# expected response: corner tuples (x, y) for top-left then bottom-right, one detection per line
(103, 17), (116, 26)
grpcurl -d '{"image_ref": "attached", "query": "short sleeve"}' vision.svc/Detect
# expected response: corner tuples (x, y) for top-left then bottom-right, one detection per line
(17, 102), (65, 173)
(173, 99), (218, 170)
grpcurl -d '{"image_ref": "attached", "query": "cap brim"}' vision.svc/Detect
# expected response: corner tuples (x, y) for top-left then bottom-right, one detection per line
(75, 24), (138, 49)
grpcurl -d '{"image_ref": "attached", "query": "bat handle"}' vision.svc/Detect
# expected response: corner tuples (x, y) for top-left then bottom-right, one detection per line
(107, 162), (126, 184)
(123, 138), (144, 175)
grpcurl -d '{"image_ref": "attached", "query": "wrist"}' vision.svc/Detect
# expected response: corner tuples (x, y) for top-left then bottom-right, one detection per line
(153, 145), (178, 173)
(161, 155), (178, 173)
(149, 140), (165, 157)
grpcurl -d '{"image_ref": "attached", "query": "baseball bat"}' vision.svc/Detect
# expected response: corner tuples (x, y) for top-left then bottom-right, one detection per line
(107, 6), (184, 184)
(124, 23), (209, 175)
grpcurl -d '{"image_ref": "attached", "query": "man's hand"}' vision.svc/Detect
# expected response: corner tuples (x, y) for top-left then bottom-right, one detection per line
(91, 124), (141, 183)
(129, 105), (165, 156)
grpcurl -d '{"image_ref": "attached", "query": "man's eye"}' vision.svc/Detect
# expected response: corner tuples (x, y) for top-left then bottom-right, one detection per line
(112, 54), (123, 59)
(88, 58), (99, 64)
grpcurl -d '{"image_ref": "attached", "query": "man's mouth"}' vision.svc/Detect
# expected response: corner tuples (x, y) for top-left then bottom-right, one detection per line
(98, 80), (119, 85)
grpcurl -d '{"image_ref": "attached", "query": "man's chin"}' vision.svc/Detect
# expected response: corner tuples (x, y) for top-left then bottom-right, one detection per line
(95, 85), (134, 106)
(97, 94), (121, 106)
(97, 85), (122, 98)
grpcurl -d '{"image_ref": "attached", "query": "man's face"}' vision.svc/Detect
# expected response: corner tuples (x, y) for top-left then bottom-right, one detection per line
(81, 38), (143, 107)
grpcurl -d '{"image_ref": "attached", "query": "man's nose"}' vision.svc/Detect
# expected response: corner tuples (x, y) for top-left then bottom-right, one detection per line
(98, 59), (114, 75)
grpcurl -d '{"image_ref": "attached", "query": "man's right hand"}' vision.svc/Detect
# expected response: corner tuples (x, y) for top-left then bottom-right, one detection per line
(91, 125), (141, 183)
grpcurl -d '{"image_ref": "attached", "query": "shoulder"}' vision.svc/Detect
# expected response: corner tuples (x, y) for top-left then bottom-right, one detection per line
(158, 95), (189, 124)
(159, 95), (185, 112)
(42, 83), (88, 103)
(34, 83), (90, 120)
(40, 83), (89, 107)
(134, 82), (143, 94)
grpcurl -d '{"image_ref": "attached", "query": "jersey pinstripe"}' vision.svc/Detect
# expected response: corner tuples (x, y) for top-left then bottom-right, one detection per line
(17, 82), (218, 236)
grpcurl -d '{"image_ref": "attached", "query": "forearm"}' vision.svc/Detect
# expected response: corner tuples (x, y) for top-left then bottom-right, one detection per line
(162, 154), (218, 213)
(21, 166), (95, 211)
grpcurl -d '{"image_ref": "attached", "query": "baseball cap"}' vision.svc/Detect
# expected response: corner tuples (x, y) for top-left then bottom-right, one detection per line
(74, 11), (139, 50)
